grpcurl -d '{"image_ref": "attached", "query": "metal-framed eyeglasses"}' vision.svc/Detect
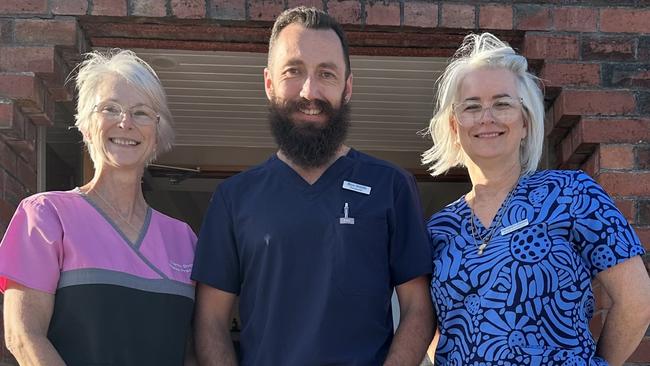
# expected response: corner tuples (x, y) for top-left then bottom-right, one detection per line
(452, 97), (524, 127)
(93, 101), (160, 126)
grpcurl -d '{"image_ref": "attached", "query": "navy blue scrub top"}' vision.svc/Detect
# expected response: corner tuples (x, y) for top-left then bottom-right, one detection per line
(192, 148), (432, 366)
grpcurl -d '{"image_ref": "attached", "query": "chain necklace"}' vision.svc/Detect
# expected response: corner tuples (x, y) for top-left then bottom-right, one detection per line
(468, 180), (519, 255)
(88, 188), (144, 234)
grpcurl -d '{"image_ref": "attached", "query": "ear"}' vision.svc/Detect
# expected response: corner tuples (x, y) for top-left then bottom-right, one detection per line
(343, 73), (353, 104)
(264, 67), (274, 101)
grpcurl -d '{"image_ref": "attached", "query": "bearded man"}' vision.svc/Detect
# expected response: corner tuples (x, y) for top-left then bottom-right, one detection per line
(192, 7), (434, 366)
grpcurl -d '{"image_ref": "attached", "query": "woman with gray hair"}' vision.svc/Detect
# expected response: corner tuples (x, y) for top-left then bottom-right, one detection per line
(0, 50), (196, 365)
(423, 33), (650, 365)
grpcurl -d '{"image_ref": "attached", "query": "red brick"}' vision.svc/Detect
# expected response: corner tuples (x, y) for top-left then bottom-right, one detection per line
(249, 0), (284, 21)
(366, 2), (400, 26)
(479, 5), (513, 30)
(524, 34), (579, 60)
(92, 0), (128, 16)
(636, 228), (650, 252)
(628, 337), (650, 362)
(288, 0), (322, 9)
(514, 4), (552, 31)
(16, 158), (36, 194)
(553, 90), (636, 128)
(0, 98), (15, 129)
(0, 20), (12, 44)
(14, 19), (78, 47)
(0, 0), (47, 14)
(328, 1), (362, 25)
(581, 118), (650, 144)
(51, 0), (88, 15)
(132, 0), (167, 17)
(171, 0), (206, 18)
(440, 4), (475, 29)
(0, 74), (42, 103)
(554, 7), (597, 32)
(404, 2), (437, 28)
(632, 226), (650, 253)
(0, 73), (53, 125)
(638, 145), (650, 170)
(613, 198), (635, 223)
(0, 138), (18, 174)
(597, 172), (650, 197)
(213, 0), (246, 20)
(0, 46), (56, 73)
(602, 64), (650, 89)
(599, 144), (635, 170)
(0, 197), (17, 231)
(541, 62), (600, 87)
(4, 172), (27, 206)
(581, 36), (636, 62)
(639, 201), (650, 226)
(600, 8), (650, 33)
(580, 149), (599, 177)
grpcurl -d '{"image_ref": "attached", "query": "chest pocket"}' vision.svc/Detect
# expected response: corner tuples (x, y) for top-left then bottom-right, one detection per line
(333, 214), (390, 296)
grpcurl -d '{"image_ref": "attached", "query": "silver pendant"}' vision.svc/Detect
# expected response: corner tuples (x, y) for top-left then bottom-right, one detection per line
(477, 242), (487, 255)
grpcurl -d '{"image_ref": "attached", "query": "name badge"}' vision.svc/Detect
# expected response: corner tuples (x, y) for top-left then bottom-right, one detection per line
(500, 219), (529, 236)
(342, 180), (371, 195)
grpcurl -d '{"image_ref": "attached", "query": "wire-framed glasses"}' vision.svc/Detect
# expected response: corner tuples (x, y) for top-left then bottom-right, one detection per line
(453, 97), (524, 127)
(93, 101), (160, 126)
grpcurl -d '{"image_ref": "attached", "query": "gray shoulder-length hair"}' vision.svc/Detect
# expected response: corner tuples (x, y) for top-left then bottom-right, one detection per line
(73, 49), (174, 168)
(422, 33), (545, 176)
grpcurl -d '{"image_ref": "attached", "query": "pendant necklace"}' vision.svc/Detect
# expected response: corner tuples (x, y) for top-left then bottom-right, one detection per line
(88, 188), (144, 234)
(469, 180), (519, 255)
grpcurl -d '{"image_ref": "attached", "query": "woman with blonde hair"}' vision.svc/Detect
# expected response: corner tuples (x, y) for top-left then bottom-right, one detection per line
(423, 33), (650, 365)
(0, 50), (196, 365)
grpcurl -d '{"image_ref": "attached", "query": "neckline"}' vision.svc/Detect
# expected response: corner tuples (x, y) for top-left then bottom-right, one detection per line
(270, 148), (356, 191)
(461, 174), (527, 232)
(73, 187), (153, 249)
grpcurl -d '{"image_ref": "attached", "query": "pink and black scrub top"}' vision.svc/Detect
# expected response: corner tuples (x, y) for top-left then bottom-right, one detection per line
(0, 190), (197, 366)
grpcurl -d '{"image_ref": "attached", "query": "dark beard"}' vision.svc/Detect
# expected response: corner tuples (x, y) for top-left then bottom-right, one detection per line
(268, 96), (350, 169)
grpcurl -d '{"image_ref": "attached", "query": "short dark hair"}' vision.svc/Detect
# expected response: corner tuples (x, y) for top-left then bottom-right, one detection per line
(268, 6), (351, 78)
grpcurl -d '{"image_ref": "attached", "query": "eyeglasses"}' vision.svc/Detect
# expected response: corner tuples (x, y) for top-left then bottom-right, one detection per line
(453, 97), (524, 127)
(93, 102), (160, 126)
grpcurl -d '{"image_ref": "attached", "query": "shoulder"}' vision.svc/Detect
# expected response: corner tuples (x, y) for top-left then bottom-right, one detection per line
(522, 169), (588, 189)
(217, 158), (274, 195)
(151, 209), (196, 238)
(348, 149), (415, 186)
(427, 197), (465, 225)
(18, 190), (81, 213)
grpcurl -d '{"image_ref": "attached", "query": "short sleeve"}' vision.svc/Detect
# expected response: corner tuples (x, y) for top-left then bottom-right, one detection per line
(570, 171), (644, 276)
(388, 174), (433, 286)
(0, 197), (64, 294)
(191, 187), (240, 294)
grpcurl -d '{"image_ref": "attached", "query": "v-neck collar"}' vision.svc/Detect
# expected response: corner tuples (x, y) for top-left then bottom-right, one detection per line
(74, 188), (152, 250)
(269, 148), (356, 194)
(461, 174), (528, 233)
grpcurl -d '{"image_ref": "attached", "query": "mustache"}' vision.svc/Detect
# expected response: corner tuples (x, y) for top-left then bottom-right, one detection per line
(278, 97), (336, 117)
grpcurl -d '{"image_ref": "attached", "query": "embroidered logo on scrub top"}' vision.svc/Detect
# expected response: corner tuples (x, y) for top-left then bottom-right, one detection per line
(339, 202), (355, 225)
(169, 261), (193, 273)
(342, 180), (371, 195)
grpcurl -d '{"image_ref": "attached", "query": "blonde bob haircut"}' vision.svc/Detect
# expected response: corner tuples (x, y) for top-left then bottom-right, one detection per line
(422, 33), (544, 177)
(73, 49), (174, 168)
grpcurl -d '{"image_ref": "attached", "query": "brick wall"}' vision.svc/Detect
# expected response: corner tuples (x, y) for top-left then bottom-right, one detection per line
(0, 1), (648, 365)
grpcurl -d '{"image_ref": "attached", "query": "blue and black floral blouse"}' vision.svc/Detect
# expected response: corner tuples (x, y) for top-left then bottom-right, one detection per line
(427, 170), (644, 366)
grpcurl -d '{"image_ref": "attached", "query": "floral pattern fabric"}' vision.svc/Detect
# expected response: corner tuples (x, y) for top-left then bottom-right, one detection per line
(427, 170), (644, 366)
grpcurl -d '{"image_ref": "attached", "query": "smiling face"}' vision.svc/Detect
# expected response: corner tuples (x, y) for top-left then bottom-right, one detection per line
(263, 23), (353, 168)
(264, 23), (352, 125)
(87, 73), (158, 171)
(453, 67), (527, 168)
